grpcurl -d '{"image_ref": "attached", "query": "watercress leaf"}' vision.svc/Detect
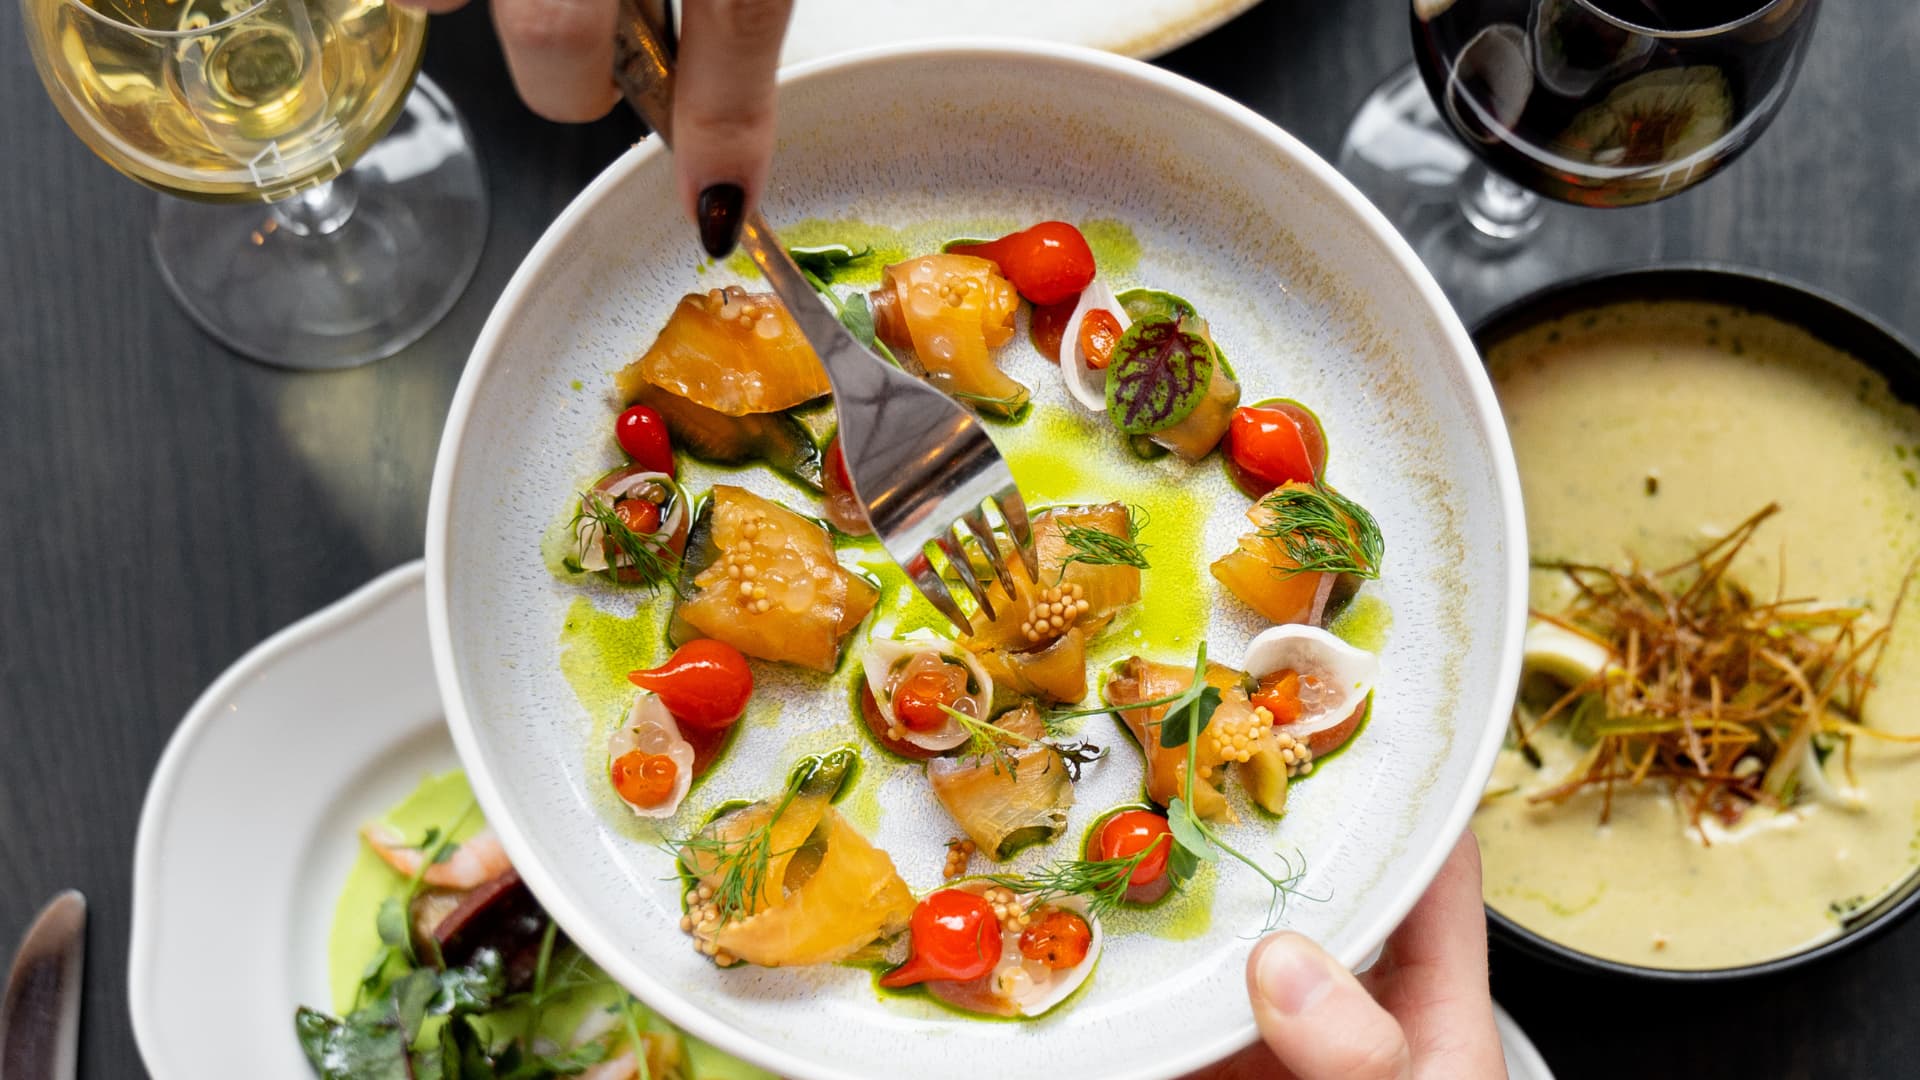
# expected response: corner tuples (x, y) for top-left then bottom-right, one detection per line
(838, 291), (878, 348)
(789, 243), (872, 279)
(435, 949), (506, 1017)
(1105, 316), (1216, 435)
(1165, 799), (1217, 864)
(393, 967), (441, 1041)
(375, 898), (410, 949)
(297, 1007), (412, 1080)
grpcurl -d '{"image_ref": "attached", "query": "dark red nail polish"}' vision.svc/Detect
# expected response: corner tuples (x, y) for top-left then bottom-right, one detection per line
(698, 183), (745, 258)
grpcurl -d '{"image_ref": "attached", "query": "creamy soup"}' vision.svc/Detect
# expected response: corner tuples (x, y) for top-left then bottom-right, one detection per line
(1476, 300), (1920, 969)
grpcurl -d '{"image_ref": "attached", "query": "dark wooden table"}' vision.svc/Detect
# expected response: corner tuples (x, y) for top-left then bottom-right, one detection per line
(4, 2), (1915, 1077)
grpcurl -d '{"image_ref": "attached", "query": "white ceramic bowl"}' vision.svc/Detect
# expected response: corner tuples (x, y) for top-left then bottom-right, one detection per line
(427, 40), (1525, 1080)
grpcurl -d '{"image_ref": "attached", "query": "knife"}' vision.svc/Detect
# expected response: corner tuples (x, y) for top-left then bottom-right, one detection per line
(0, 891), (86, 1080)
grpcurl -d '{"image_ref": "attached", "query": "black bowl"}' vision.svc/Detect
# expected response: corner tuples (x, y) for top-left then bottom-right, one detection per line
(1471, 264), (1920, 982)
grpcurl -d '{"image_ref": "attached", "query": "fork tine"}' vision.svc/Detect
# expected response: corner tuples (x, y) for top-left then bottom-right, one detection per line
(937, 532), (996, 621)
(961, 507), (1016, 599)
(994, 485), (1039, 584)
(905, 551), (974, 637)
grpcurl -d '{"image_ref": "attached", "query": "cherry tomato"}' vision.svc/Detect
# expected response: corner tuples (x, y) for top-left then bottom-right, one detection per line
(893, 664), (968, 733)
(1095, 810), (1173, 888)
(610, 751), (678, 808)
(615, 404), (675, 476)
(1029, 297), (1078, 362)
(948, 222), (1097, 306)
(827, 436), (854, 494)
(1018, 908), (1093, 970)
(628, 640), (753, 730)
(1078, 309), (1124, 370)
(1226, 402), (1328, 496)
(880, 889), (1004, 987)
(613, 497), (663, 536)
(1251, 670), (1304, 725)
(858, 684), (940, 760)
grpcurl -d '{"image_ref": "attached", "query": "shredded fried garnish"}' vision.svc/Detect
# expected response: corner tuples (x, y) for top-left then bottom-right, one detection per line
(1521, 503), (1915, 839)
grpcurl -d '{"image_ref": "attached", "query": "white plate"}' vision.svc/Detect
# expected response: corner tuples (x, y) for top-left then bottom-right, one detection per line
(1496, 1003), (1556, 1080)
(128, 563), (450, 1078)
(427, 40), (1526, 1080)
(769, 0), (1264, 66)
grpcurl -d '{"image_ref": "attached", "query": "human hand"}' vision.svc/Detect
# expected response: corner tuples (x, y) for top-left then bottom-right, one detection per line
(1187, 832), (1505, 1080)
(398, 0), (793, 256)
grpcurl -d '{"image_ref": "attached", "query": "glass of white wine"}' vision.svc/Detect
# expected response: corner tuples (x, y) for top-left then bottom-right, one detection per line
(24, 0), (487, 369)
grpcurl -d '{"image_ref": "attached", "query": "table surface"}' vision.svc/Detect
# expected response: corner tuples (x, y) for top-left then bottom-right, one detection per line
(5, 2), (1917, 1077)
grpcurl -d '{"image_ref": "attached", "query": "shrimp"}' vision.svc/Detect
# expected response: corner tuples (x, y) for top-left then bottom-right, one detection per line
(575, 1052), (638, 1080)
(360, 823), (513, 890)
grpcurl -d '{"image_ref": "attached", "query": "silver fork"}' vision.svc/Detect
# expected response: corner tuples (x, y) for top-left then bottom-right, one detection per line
(611, 0), (1037, 635)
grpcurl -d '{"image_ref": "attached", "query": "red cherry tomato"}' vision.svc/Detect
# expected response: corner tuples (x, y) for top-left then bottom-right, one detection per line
(827, 437), (854, 494)
(1078, 309), (1124, 370)
(858, 684), (940, 760)
(1226, 402), (1328, 495)
(949, 222), (1097, 306)
(1018, 909), (1093, 970)
(893, 665), (968, 733)
(610, 751), (678, 808)
(1029, 297), (1078, 362)
(880, 889), (1004, 987)
(613, 497), (663, 536)
(1096, 810), (1173, 888)
(615, 404), (675, 476)
(1251, 670), (1304, 725)
(628, 640), (753, 730)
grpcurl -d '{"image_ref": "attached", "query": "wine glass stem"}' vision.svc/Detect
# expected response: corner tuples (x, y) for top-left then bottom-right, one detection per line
(271, 174), (360, 238)
(1455, 162), (1544, 251)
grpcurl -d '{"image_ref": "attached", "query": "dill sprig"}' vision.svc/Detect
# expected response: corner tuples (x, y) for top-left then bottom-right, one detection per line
(571, 486), (686, 596)
(987, 842), (1166, 921)
(662, 756), (832, 926)
(1256, 484), (1384, 579)
(1059, 505), (1151, 575)
(939, 705), (1108, 781)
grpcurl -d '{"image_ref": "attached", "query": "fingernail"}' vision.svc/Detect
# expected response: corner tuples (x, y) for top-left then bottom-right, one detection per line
(697, 183), (745, 258)
(1254, 936), (1333, 1016)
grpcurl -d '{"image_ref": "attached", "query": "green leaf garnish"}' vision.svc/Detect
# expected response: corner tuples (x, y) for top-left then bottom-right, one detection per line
(1164, 798), (1218, 864)
(1158, 685), (1222, 749)
(1105, 316), (1217, 435)
(792, 248), (903, 368)
(790, 243), (873, 277)
(1256, 483), (1385, 579)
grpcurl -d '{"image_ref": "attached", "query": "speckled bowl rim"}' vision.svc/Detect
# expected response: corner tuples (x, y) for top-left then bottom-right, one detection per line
(1474, 263), (1920, 984)
(427, 38), (1527, 1079)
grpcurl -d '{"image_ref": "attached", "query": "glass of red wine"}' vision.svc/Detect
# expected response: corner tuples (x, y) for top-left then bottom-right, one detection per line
(1338, 0), (1820, 321)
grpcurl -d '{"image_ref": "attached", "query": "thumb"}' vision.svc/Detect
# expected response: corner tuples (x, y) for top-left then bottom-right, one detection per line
(1245, 932), (1412, 1080)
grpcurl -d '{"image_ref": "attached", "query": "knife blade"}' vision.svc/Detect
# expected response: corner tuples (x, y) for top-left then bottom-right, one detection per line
(0, 891), (86, 1080)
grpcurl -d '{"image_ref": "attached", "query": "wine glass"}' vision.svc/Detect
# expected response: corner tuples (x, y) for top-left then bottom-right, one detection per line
(23, 0), (487, 369)
(1338, 0), (1819, 322)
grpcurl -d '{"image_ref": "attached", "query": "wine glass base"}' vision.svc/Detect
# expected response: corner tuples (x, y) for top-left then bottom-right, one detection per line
(150, 74), (488, 371)
(1336, 64), (1661, 325)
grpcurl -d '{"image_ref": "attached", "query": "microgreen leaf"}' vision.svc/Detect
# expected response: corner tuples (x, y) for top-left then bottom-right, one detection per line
(789, 243), (872, 278)
(374, 897), (409, 950)
(1105, 316), (1216, 435)
(839, 291), (879, 348)
(1158, 685), (1222, 749)
(1165, 798), (1218, 865)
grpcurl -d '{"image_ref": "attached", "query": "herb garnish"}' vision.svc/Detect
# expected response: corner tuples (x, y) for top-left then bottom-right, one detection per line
(1256, 483), (1384, 579)
(571, 485), (688, 596)
(938, 704), (1107, 781)
(1059, 505), (1151, 575)
(986, 841), (1167, 921)
(789, 243), (903, 367)
(296, 803), (653, 1079)
(1104, 316), (1217, 435)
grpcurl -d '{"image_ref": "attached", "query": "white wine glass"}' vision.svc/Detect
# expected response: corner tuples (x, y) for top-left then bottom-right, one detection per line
(24, 0), (487, 369)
